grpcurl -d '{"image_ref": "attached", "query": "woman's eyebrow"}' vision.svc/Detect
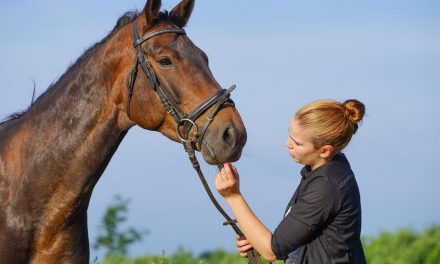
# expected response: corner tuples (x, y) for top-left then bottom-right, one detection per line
(289, 135), (302, 146)
(288, 127), (303, 145)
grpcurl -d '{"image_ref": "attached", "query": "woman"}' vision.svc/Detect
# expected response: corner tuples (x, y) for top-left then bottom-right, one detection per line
(215, 99), (367, 263)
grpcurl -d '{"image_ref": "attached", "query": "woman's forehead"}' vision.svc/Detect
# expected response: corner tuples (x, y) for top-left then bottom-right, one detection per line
(289, 118), (302, 132)
(289, 118), (311, 142)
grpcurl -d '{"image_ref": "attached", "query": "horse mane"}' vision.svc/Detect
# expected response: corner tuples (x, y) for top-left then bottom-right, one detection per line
(0, 10), (177, 126)
(63, 11), (139, 74)
(0, 112), (25, 126)
(75, 10), (176, 64)
(71, 10), (177, 69)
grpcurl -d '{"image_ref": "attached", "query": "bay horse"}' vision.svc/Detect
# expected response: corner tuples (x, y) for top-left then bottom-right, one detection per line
(0, 0), (247, 263)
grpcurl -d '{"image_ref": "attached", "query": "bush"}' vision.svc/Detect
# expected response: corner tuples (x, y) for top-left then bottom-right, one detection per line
(363, 225), (440, 264)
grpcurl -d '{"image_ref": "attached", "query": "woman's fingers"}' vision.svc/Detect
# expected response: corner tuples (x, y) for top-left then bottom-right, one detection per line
(231, 164), (240, 180)
(215, 166), (234, 197)
(218, 164), (235, 185)
(215, 163), (241, 197)
(236, 235), (253, 258)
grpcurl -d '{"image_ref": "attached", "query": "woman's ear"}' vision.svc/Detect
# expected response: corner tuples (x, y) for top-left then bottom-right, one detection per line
(319, 145), (334, 159)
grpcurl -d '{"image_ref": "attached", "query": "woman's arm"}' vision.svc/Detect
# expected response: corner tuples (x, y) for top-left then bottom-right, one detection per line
(215, 163), (277, 262)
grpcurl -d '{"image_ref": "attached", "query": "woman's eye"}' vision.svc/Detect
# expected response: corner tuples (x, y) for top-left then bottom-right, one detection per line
(157, 57), (172, 66)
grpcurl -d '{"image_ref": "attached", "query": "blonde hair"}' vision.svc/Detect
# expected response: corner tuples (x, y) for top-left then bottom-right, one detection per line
(294, 99), (365, 153)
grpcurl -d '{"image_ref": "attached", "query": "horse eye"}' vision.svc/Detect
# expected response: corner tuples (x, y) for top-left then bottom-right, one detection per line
(157, 57), (172, 66)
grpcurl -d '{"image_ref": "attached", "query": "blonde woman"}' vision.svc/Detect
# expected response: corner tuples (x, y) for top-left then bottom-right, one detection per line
(216, 99), (367, 264)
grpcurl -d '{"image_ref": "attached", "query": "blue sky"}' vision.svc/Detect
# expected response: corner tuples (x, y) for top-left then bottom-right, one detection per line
(1, 0), (440, 258)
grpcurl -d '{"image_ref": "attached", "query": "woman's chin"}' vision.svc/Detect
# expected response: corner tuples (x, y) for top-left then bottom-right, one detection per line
(290, 156), (300, 163)
(291, 156), (307, 166)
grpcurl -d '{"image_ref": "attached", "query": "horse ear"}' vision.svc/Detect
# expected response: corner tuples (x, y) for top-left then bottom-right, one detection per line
(143, 0), (162, 25)
(170, 0), (195, 27)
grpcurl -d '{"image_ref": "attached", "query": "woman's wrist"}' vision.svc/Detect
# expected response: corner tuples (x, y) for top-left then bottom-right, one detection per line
(224, 192), (243, 204)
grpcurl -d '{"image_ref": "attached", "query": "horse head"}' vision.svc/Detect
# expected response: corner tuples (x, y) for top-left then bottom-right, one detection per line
(124, 0), (247, 164)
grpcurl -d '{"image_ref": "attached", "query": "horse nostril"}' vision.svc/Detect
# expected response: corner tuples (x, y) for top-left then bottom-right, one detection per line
(222, 125), (235, 146)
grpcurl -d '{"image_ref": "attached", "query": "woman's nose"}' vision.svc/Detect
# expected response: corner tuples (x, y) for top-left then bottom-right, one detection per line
(285, 138), (292, 148)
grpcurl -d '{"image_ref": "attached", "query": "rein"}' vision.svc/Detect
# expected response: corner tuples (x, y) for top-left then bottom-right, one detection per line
(126, 19), (262, 264)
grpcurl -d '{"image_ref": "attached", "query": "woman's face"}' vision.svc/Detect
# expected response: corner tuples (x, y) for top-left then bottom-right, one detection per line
(285, 118), (324, 169)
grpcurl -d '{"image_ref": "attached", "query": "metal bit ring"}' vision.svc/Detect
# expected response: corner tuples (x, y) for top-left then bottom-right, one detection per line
(176, 118), (199, 143)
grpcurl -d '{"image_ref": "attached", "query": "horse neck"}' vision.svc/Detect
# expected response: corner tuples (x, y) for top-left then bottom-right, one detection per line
(1, 27), (134, 212)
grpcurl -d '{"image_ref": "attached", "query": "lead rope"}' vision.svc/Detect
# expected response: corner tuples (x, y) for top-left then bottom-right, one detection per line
(182, 142), (262, 264)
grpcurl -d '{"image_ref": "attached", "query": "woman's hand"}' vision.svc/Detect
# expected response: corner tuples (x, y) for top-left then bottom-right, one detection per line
(236, 236), (253, 258)
(216, 163), (277, 263)
(215, 162), (240, 198)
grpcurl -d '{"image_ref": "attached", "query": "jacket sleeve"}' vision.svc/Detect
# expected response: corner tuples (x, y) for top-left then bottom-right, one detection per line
(271, 176), (340, 260)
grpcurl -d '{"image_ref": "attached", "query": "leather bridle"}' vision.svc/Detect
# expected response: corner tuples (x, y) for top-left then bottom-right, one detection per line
(126, 18), (262, 264)
(126, 19), (235, 151)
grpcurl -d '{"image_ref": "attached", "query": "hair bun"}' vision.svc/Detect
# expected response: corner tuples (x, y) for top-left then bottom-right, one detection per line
(343, 99), (365, 123)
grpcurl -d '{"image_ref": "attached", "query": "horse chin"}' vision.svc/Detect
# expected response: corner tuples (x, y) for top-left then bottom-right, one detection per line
(200, 141), (244, 165)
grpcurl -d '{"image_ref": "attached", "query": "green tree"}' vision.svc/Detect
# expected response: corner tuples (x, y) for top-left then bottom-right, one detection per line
(93, 195), (149, 258)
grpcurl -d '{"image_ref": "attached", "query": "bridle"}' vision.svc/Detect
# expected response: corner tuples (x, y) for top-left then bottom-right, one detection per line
(126, 18), (262, 264)
(126, 19), (234, 151)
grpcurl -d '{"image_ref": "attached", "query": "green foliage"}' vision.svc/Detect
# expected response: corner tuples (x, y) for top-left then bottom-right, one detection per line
(93, 225), (440, 264)
(93, 196), (439, 263)
(363, 224), (440, 264)
(99, 247), (282, 264)
(94, 195), (150, 258)
(199, 249), (247, 264)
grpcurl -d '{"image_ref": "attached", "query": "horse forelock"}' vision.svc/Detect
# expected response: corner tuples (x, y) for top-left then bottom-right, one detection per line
(113, 10), (182, 30)
(150, 11), (182, 27)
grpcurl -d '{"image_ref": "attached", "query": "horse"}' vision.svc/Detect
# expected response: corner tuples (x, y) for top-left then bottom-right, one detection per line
(0, 0), (247, 263)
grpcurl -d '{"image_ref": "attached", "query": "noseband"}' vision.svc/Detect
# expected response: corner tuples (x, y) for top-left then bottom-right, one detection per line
(125, 19), (261, 264)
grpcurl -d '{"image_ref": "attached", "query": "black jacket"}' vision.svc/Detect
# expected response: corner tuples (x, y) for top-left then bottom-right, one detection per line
(271, 153), (366, 263)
